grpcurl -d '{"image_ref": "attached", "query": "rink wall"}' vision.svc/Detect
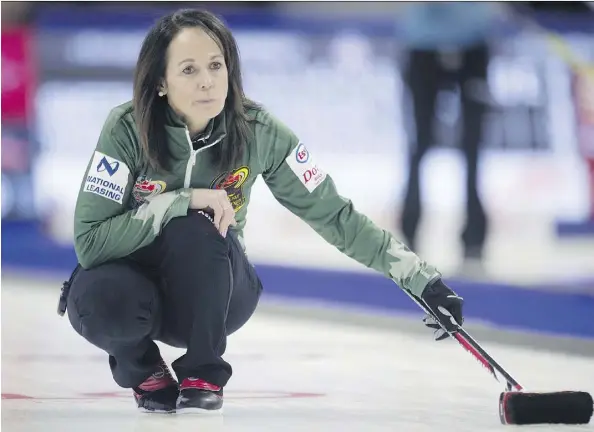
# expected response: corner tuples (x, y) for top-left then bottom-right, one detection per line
(2, 219), (593, 340)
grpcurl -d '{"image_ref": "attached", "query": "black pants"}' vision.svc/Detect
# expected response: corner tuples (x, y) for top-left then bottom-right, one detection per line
(401, 43), (489, 257)
(66, 211), (262, 389)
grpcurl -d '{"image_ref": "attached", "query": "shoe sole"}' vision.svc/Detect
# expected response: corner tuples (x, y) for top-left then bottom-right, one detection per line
(138, 407), (176, 414)
(176, 407), (223, 415)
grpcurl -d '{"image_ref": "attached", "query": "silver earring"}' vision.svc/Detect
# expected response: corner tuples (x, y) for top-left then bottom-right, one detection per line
(158, 91), (165, 97)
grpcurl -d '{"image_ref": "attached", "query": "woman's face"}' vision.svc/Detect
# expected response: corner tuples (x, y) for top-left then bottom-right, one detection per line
(162, 27), (228, 131)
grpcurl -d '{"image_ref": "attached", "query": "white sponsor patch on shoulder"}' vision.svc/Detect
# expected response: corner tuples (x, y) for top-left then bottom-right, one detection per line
(83, 151), (130, 204)
(285, 142), (327, 193)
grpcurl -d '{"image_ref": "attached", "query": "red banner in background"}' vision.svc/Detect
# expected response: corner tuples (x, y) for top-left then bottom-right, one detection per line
(1, 27), (34, 123)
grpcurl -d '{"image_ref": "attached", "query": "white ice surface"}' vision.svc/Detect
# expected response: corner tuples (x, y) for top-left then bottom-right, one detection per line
(2, 278), (593, 432)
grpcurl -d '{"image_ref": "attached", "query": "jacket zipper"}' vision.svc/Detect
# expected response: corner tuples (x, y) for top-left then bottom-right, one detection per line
(183, 127), (224, 188)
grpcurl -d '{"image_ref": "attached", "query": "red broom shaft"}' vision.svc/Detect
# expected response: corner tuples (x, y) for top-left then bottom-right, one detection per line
(403, 287), (524, 391)
(453, 329), (524, 392)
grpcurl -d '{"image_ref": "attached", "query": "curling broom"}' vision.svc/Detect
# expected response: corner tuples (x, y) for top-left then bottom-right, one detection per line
(402, 288), (593, 425)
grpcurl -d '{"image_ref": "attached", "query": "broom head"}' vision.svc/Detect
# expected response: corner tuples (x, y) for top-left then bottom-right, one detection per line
(499, 391), (593, 425)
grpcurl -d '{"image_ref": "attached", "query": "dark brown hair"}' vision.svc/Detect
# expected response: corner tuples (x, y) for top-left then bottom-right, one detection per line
(133, 9), (259, 172)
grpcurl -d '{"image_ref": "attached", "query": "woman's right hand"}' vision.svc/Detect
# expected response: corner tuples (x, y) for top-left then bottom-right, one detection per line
(189, 188), (236, 237)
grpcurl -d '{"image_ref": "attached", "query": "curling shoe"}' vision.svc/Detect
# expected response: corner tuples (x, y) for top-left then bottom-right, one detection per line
(133, 359), (179, 413)
(176, 378), (223, 414)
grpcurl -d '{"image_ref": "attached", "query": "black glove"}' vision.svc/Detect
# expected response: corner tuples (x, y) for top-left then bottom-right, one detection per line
(421, 279), (464, 341)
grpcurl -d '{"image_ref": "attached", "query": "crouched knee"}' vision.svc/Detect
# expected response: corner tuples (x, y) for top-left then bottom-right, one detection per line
(66, 263), (161, 343)
(161, 210), (227, 254)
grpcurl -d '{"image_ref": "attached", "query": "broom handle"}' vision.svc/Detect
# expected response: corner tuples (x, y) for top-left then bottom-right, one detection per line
(402, 287), (525, 392)
(453, 328), (524, 392)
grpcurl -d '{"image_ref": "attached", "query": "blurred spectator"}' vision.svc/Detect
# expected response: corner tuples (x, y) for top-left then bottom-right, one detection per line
(397, 2), (507, 277)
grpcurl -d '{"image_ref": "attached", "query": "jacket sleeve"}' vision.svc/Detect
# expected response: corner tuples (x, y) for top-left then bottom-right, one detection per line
(73, 117), (191, 269)
(257, 112), (441, 297)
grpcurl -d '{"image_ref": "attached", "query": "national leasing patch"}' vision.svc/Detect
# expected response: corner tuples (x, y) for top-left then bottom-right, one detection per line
(83, 151), (130, 204)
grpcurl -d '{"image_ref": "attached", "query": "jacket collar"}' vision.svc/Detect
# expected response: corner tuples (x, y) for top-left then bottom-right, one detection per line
(164, 104), (227, 148)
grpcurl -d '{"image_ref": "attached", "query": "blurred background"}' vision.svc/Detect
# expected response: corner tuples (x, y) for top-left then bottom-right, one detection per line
(2, 1), (594, 342)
